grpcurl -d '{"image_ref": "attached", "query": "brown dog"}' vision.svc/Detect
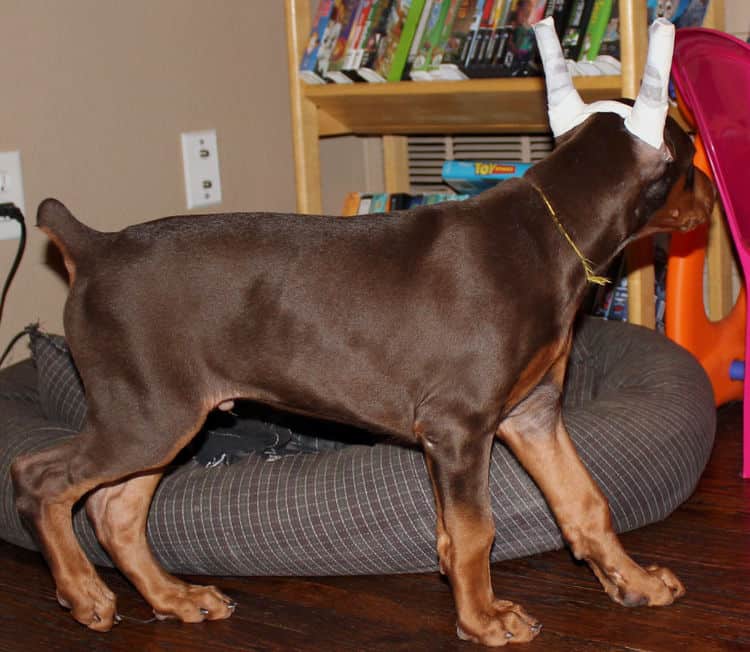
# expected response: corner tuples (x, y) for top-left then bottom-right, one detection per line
(12, 18), (713, 647)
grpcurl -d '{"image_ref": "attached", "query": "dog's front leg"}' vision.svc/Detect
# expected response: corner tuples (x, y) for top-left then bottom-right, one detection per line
(497, 381), (686, 609)
(419, 425), (542, 646)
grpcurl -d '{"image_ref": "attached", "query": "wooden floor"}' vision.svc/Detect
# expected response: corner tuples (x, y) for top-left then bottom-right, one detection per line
(1, 404), (748, 652)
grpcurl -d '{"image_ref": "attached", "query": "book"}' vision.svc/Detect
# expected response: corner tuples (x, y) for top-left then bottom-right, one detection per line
(561, 0), (596, 61)
(647, 0), (688, 24)
(466, 0), (548, 78)
(341, 0), (378, 78)
(442, 160), (532, 194)
(299, 0), (336, 84)
(647, 0), (712, 29)
(429, 0), (463, 73)
(596, 0), (619, 59)
(409, 0), (455, 80)
(402, 0), (436, 79)
(464, 0), (505, 76)
(501, 0), (548, 77)
(673, 0), (712, 28)
(341, 191), (362, 216)
(357, 0), (397, 81)
(579, 0), (613, 61)
(389, 192), (414, 209)
(545, 0), (573, 38)
(370, 193), (391, 211)
(370, 0), (428, 82)
(432, 0), (484, 80)
(357, 194), (374, 213)
(455, 0), (487, 73)
(327, 0), (372, 83)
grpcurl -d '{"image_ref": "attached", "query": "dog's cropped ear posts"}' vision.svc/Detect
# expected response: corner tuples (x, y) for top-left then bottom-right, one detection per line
(534, 17), (675, 150)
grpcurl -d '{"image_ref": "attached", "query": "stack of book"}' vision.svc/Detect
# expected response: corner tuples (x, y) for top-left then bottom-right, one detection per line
(300, 0), (624, 85)
(341, 191), (470, 215)
(340, 157), (531, 214)
(442, 159), (531, 193)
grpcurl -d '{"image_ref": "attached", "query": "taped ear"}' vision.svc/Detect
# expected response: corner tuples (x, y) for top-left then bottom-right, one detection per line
(534, 17), (675, 150)
(624, 18), (675, 149)
(532, 17), (586, 137)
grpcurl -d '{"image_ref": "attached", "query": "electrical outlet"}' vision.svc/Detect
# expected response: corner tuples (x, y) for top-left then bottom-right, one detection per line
(0, 151), (24, 240)
(181, 130), (222, 209)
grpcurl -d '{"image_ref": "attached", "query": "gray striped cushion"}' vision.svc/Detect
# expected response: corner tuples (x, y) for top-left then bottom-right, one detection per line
(0, 317), (715, 575)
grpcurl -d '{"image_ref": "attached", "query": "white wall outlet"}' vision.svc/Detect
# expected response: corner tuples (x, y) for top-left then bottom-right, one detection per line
(181, 130), (222, 209)
(0, 151), (25, 240)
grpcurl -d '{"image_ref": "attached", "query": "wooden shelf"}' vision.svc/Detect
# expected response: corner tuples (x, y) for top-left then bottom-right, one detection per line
(305, 76), (622, 136)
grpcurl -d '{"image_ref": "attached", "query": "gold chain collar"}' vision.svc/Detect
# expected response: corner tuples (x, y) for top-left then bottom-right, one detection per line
(525, 178), (609, 286)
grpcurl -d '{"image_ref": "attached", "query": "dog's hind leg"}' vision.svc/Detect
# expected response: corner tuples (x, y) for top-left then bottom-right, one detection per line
(418, 420), (542, 647)
(497, 377), (686, 609)
(85, 472), (236, 623)
(11, 394), (226, 631)
(11, 436), (118, 631)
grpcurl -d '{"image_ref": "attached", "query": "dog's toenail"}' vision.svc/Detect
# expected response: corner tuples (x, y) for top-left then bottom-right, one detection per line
(114, 613), (123, 624)
(200, 608), (209, 616)
(505, 631), (514, 639)
(531, 623), (542, 633)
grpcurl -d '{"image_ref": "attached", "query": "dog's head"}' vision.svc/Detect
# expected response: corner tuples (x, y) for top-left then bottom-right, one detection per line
(534, 17), (714, 238)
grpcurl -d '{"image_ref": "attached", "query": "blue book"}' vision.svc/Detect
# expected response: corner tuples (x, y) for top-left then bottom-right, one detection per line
(442, 160), (532, 194)
(370, 193), (390, 212)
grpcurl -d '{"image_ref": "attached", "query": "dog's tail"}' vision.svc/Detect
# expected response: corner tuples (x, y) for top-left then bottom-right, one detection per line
(37, 198), (105, 284)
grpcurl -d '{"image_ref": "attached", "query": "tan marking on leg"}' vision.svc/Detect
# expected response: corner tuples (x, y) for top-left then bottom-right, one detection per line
(12, 445), (117, 630)
(498, 388), (685, 609)
(86, 473), (236, 623)
(420, 431), (541, 646)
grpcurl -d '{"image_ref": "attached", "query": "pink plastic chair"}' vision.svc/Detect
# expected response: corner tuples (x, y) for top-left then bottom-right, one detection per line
(671, 28), (750, 478)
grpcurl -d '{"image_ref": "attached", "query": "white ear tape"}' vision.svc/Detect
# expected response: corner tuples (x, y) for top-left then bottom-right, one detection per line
(624, 18), (676, 149)
(534, 16), (675, 150)
(533, 17), (586, 137)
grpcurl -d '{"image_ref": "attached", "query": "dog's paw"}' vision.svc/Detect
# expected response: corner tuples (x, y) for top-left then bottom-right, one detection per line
(456, 600), (542, 647)
(151, 583), (237, 623)
(603, 564), (686, 608)
(57, 577), (118, 632)
(623, 565), (686, 607)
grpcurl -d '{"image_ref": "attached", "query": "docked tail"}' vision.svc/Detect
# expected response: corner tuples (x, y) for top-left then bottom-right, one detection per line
(37, 198), (104, 283)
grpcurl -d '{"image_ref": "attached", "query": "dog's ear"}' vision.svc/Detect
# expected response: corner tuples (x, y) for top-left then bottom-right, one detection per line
(534, 17), (675, 150)
(637, 166), (715, 237)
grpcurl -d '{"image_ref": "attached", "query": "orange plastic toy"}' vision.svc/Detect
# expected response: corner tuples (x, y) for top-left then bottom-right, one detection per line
(665, 133), (745, 407)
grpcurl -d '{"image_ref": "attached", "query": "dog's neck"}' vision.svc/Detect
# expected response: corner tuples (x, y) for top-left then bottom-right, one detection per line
(523, 178), (610, 287)
(523, 135), (666, 285)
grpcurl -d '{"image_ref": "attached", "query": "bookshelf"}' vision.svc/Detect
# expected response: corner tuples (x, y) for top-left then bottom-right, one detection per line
(284, 0), (727, 328)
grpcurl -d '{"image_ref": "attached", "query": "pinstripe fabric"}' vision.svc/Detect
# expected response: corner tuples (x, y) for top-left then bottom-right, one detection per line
(0, 317), (715, 575)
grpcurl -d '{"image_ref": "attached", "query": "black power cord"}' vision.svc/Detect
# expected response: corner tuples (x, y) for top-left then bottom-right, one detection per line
(0, 203), (27, 367)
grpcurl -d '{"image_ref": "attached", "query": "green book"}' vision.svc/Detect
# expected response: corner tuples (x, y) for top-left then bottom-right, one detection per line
(374, 0), (428, 82)
(579, 0), (613, 61)
(409, 0), (453, 79)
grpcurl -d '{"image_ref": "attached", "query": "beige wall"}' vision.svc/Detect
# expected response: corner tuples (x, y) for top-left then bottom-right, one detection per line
(726, 0), (750, 40)
(0, 1), (297, 358)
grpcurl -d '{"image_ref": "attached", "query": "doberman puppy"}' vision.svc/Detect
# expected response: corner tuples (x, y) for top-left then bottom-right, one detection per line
(12, 18), (713, 646)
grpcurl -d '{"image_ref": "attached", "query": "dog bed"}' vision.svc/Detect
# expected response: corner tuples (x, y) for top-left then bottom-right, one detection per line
(0, 317), (715, 576)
